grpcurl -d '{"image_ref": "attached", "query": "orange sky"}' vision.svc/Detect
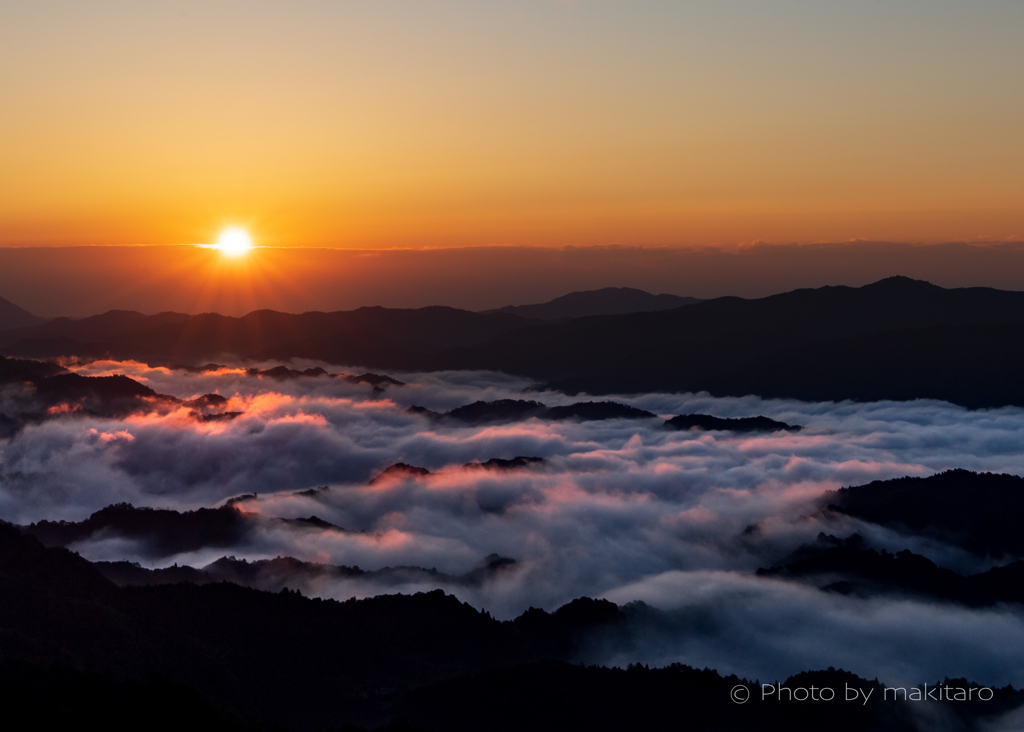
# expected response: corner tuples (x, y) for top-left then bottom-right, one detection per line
(1, 1), (1022, 249)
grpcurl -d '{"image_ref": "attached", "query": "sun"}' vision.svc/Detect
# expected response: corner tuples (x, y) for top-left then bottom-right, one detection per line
(215, 227), (253, 255)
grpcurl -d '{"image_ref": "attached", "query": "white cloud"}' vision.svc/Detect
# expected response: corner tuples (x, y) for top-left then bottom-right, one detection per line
(4, 360), (1024, 685)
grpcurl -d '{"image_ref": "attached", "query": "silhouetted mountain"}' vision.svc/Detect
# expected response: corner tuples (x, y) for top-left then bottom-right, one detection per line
(26, 457), (559, 562)
(826, 470), (1024, 557)
(0, 295), (45, 331)
(544, 401), (657, 421)
(178, 364), (405, 397)
(0, 522), (647, 727)
(369, 463), (434, 484)
(345, 372), (405, 387)
(463, 456), (546, 470)
(26, 503), (252, 557)
(0, 355), (242, 432)
(92, 561), (213, 586)
(0, 353), (65, 382)
(0, 520), (528, 728)
(8, 277), (1024, 407)
(23, 502), (356, 560)
(0, 309), (176, 354)
(2, 336), (116, 359)
(96, 553), (519, 594)
(0, 355), (187, 434)
(6, 278), (1024, 406)
(279, 514), (345, 531)
(245, 366), (404, 388)
(485, 287), (703, 320)
(411, 399), (657, 425)
(434, 277), (1024, 407)
(249, 365), (330, 379)
(443, 399), (547, 424)
(758, 533), (1024, 606)
(369, 457), (546, 484)
(448, 277), (1024, 407)
(33, 372), (162, 412)
(186, 392), (229, 409)
(0, 357), (327, 436)
(666, 414), (800, 433)
(0, 306), (532, 364)
(1, 522), (1020, 730)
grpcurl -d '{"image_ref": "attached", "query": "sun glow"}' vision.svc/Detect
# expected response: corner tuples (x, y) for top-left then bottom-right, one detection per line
(215, 227), (253, 255)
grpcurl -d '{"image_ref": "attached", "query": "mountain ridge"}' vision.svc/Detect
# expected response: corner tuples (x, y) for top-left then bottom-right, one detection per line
(483, 286), (703, 320)
(5, 277), (1024, 407)
(0, 295), (45, 331)
(1, 520), (1015, 731)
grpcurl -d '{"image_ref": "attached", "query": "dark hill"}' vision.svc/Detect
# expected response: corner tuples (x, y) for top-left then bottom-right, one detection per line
(244, 366), (404, 389)
(412, 399), (657, 425)
(23, 502), (355, 560)
(25, 503), (253, 557)
(0, 355), (191, 430)
(0, 520), (529, 729)
(438, 277), (1024, 406)
(0, 305), (532, 364)
(0, 522), (1019, 730)
(7, 278), (1024, 407)
(444, 399), (547, 424)
(666, 414), (799, 433)
(95, 552), (518, 594)
(544, 401), (657, 421)
(826, 470), (1024, 557)
(485, 287), (702, 320)
(758, 533), (1024, 606)
(464, 456), (546, 470)
(0, 353), (65, 382)
(21, 309), (189, 340)
(33, 372), (159, 407)
(369, 463), (434, 484)
(0, 295), (45, 331)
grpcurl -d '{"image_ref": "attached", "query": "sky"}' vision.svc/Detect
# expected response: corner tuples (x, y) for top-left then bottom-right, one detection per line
(2, 0), (1022, 251)
(6, 4), (1024, 705)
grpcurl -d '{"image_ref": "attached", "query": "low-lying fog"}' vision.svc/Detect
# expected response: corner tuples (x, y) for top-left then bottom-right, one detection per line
(3, 359), (1024, 687)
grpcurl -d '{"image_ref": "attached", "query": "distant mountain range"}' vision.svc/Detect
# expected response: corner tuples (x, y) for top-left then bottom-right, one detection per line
(4, 277), (1024, 407)
(0, 296), (44, 331)
(0, 305), (530, 363)
(484, 287), (702, 319)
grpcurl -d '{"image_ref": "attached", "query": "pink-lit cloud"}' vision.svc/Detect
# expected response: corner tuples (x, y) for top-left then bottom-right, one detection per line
(5, 360), (1024, 685)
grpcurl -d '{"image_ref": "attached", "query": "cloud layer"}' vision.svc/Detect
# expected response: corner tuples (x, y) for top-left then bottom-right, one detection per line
(4, 359), (1024, 686)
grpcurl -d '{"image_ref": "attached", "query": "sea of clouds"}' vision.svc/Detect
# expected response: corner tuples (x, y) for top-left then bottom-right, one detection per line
(3, 359), (1024, 688)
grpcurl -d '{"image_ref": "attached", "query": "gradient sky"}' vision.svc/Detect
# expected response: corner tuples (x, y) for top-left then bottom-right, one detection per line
(2, 0), (1022, 249)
